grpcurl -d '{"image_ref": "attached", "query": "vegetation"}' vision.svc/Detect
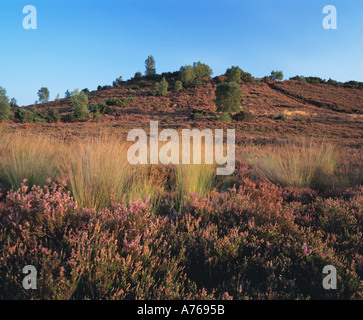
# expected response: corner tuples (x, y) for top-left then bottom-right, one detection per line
(270, 70), (284, 81)
(0, 133), (361, 300)
(155, 77), (169, 96)
(232, 110), (254, 122)
(180, 62), (212, 84)
(215, 82), (242, 113)
(0, 87), (10, 121)
(106, 97), (135, 108)
(225, 66), (242, 83)
(174, 80), (183, 91)
(68, 89), (89, 122)
(113, 76), (123, 87)
(145, 55), (156, 76)
(10, 98), (18, 108)
(15, 107), (60, 123)
(192, 61), (213, 78)
(38, 87), (50, 103)
(219, 112), (232, 123)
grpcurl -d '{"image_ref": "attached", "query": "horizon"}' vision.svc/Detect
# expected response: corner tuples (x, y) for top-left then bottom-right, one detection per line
(1, 0), (363, 106)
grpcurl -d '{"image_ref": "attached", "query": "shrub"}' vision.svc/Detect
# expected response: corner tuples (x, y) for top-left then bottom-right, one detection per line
(88, 102), (110, 115)
(269, 113), (287, 121)
(174, 80), (183, 91)
(65, 90), (71, 98)
(113, 76), (123, 87)
(179, 65), (196, 84)
(270, 70), (284, 81)
(38, 87), (50, 103)
(192, 61), (213, 78)
(81, 88), (90, 96)
(45, 108), (60, 123)
(145, 55), (156, 76)
(15, 108), (35, 123)
(190, 109), (208, 120)
(241, 70), (253, 82)
(232, 110), (254, 122)
(106, 97), (135, 108)
(219, 112), (232, 123)
(134, 72), (142, 80)
(155, 77), (168, 96)
(68, 90), (89, 122)
(10, 98), (18, 108)
(15, 107), (60, 124)
(225, 66), (242, 83)
(0, 87), (10, 121)
(215, 82), (242, 113)
(271, 71), (283, 80)
(185, 80), (203, 88)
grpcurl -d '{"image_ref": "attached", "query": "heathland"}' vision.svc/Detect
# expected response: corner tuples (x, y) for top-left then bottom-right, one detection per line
(0, 65), (362, 299)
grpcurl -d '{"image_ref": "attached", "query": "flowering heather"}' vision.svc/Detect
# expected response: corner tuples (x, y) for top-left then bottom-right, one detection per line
(0, 167), (362, 300)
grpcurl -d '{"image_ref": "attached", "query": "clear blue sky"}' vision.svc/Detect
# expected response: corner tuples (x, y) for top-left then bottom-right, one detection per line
(0, 0), (362, 106)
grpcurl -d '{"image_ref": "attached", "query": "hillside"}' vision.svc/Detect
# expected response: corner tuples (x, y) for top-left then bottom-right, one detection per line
(4, 75), (363, 147)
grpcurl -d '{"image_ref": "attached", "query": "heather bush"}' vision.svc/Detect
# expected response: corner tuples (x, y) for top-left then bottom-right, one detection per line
(0, 168), (361, 299)
(215, 82), (242, 113)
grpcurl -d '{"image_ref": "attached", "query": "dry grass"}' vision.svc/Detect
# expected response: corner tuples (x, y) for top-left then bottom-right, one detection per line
(0, 132), (61, 189)
(243, 139), (339, 188)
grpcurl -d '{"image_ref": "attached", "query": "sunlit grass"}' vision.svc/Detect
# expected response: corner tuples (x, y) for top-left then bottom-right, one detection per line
(244, 139), (338, 188)
(0, 132), (61, 189)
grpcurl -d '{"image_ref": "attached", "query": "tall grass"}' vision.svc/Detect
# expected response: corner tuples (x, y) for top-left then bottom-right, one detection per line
(0, 133), (60, 189)
(245, 139), (338, 188)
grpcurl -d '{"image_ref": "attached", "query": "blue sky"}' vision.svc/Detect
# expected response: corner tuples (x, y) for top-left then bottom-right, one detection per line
(0, 0), (362, 106)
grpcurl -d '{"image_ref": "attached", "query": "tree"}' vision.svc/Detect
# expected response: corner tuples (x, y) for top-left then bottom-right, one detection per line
(38, 87), (50, 103)
(215, 82), (242, 113)
(55, 94), (60, 101)
(193, 61), (213, 78)
(179, 65), (196, 84)
(174, 80), (183, 91)
(134, 72), (142, 80)
(225, 66), (242, 83)
(10, 98), (18, 107)
(270, 70), (284, 81)
(113, 76), (123, 87)
(68, 89), (89, 121)
(0, 87), (10, 121)
(65, 90), (71, 98)
(145, 55), (156, 76)
(155, 77), (168, 96)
